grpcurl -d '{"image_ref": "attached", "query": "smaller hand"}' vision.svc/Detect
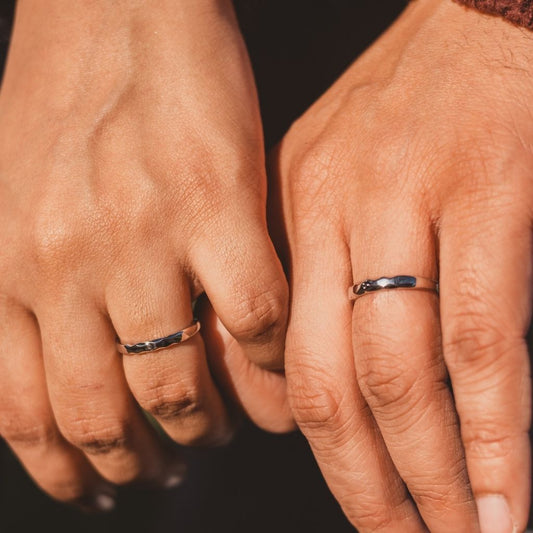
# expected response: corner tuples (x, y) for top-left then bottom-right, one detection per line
(0, 0), (293, 510)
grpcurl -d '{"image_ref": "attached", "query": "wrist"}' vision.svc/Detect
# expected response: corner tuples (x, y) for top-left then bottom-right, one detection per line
(1, 0), (238, 109)
(343, 0), (533, 141)
(398, 0), (533, 88)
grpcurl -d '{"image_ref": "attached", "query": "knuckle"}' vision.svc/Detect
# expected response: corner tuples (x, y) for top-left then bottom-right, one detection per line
(31, 202), (86, 263)
(28, 213), (108, 279)
(340, 493), (408, 533)
(356, 352), (419, 412)
(444, 309), (523, 371)
(461, 421), (525, 460)
(60, 418), (130, 456)
(349, 509), (395, 533)
(229, 283), (287, 345)
(0, 419), (57, 449)
(288, 141), (344, 208)
(138, 383), (204, 422)
(354, 322), (447, 421)
(287, 357), (344, 431)
(442, 265), (524, 366)
(339, 484), (417, 532)
(135, 380), (233, 447)
(410, 461), (470, 510)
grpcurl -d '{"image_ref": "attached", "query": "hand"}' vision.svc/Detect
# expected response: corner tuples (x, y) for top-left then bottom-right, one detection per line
(270, 0), (532, 531)
(0, 0), (292, 510)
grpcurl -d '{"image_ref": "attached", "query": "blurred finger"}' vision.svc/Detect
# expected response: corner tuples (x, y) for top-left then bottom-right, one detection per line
(38, 294), (183, 487)
(198, 296), (295, 434)
(0, 299), (116, 511)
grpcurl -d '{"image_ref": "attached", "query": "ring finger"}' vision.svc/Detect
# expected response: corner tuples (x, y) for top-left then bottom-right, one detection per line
(107, 265), (234, 447)
(349, 205), (478, 531)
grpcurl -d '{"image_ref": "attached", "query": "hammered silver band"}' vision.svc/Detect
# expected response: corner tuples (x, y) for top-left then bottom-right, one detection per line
(117, 320), (201, 355)
(349, 276), (438, 301)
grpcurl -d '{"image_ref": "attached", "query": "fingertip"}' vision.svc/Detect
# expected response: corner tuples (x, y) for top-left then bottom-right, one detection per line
(198, 299), (294, 433)
(246, 380), (296, 434)
(92, 491), (117, 513)
(476, 494), (515, 533)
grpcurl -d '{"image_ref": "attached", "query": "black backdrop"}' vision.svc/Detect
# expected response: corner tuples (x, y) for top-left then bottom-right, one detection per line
(0, 2), (530, 532)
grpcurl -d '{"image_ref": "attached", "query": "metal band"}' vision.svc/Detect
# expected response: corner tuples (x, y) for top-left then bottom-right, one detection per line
(349, 276), (438, 301)
(117, 320), (201, 355)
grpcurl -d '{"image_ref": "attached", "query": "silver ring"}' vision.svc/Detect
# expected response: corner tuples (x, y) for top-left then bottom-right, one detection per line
(349, 276), (438, 301)
(117, 320), (201, 355)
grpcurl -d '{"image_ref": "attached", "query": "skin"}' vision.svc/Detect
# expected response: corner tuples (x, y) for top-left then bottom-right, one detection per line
(0, 0), (293, 511)
(269, 0), (532, 531)
(1, 0), (531, 529)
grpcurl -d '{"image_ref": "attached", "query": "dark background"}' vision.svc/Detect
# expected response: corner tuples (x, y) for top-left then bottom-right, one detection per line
(0, 1), (530, 532)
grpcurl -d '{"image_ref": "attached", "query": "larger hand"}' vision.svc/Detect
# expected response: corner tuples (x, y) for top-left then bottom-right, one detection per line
(271, 0), (532, 531)
(0, 0), (292, 510)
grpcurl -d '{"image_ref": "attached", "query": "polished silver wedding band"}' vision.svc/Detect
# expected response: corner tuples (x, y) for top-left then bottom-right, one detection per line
(117, 320), (201, 355)
(349, 276), (439, 301)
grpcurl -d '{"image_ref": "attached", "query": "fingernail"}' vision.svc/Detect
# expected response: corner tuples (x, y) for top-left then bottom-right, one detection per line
(163, 473), (183, 489)
(162, 462), (186, 489)
(477, 494), (515, 533)
(93, 492), (116, 512)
